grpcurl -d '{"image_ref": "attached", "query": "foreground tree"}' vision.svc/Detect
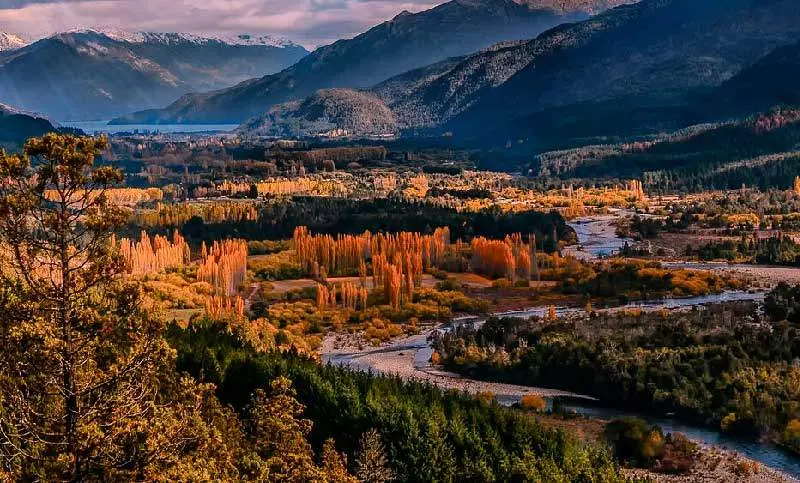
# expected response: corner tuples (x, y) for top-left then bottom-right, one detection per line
(0, 135), (220, 480)
(355, 429), (394, 482)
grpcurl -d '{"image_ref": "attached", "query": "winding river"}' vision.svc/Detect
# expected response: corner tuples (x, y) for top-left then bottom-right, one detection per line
(323, 214), (800, 477)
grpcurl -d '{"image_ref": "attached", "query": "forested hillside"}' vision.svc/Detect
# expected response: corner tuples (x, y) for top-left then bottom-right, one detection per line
(534, 108), (800, 191)
(239, 89), (399, 138)
(0, 103), (55, 149)
(446, 0), (800, 141)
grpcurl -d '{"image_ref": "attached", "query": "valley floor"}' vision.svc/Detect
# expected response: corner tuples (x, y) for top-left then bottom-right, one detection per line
(321, 329), (798, 482)
(318, 211), (800, 481)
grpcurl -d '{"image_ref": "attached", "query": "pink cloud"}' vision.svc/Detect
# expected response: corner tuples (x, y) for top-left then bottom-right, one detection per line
(0, 0), (440, 48)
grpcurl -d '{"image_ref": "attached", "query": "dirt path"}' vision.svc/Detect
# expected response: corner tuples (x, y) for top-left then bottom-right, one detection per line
(243, 282), (260, 310)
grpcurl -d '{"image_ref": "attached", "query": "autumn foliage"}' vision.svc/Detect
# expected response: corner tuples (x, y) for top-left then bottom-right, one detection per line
(470, 233), (539, 281)
(116, 230), (190, 276)
(293, 226), (450, 276)
(316, 282), (369, 311)
(197, 239), (248, 297)
(205, 294), (246, 319)
(294, 226), (450, 307)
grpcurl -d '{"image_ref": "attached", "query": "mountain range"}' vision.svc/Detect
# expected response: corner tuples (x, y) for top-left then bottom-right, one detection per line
(112, 0), (610, 125)
(0, 30), (308, 120)
(6, 0), (800, 155)
(231, 0), (800, 146)
(442, 0), (800, 143)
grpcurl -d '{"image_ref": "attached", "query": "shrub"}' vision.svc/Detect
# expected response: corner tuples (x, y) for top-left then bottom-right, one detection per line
(476, 391), (495, 406)
(248, 239), (290, 255)
(435, 279), (463, 291)
(432, 270), (449, 280)
(519, 394), (546, 412)
(492, 279), (512, 289)
(734, 459), (760, 476)
(783, 419), (800, 451)
(657, 433), (698, 474)
(603, 418), (665, 468)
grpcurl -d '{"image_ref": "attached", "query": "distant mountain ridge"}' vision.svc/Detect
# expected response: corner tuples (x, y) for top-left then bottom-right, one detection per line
(442, 0), (800, 141)
(0, 30), (308, 120)
(67, 29), (301, 48)
(703, 40), (800, 120)
(0, 103), (55, 149)
(113, 0), (607, 125)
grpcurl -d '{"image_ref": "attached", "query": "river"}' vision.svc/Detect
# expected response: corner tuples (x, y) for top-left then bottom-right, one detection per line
(563, 210), (633, 260)
(323, 289), (798, 478)
(323, 213), (800, 477)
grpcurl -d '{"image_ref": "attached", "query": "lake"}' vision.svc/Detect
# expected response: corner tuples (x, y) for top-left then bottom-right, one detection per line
(59, 120), (239, 135)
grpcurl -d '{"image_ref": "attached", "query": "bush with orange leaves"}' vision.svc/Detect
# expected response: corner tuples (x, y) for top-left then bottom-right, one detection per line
(476, 391), (495, 406)
(575, 258), (740, 299)
(519, 395), (546, 412)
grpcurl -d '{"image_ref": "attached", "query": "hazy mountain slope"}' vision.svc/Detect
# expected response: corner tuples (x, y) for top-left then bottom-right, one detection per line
(445, 0), (800, 139)
(113, 0), (596, 125)
(0, 30), (307, 120)
(239, 89), (398, 137)
(521, 0), (635, 12)
(701, 41), (800, 119)
(371, 57), (466, 107)
(0, 103), (55, 148)
(532, 108), (800, 189)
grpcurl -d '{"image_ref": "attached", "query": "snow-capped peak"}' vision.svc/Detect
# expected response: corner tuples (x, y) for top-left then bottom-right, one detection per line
(59, 28), (300, 49)
(0, 32), (27, 52)
(137, 32), (301, 48)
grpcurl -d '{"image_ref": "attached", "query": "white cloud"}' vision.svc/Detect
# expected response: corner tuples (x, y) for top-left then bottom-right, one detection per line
(0, 0), (439, 48)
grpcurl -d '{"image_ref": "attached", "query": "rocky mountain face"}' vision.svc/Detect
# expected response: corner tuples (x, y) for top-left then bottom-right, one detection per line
(0, 30), (308, 120)
(113, 0), (595, 125)
(439, 0), (800, 141)
(0, 33), (26, 52)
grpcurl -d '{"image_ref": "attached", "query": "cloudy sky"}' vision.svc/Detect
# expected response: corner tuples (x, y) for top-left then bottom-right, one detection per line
(0, 0), (440, 49)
